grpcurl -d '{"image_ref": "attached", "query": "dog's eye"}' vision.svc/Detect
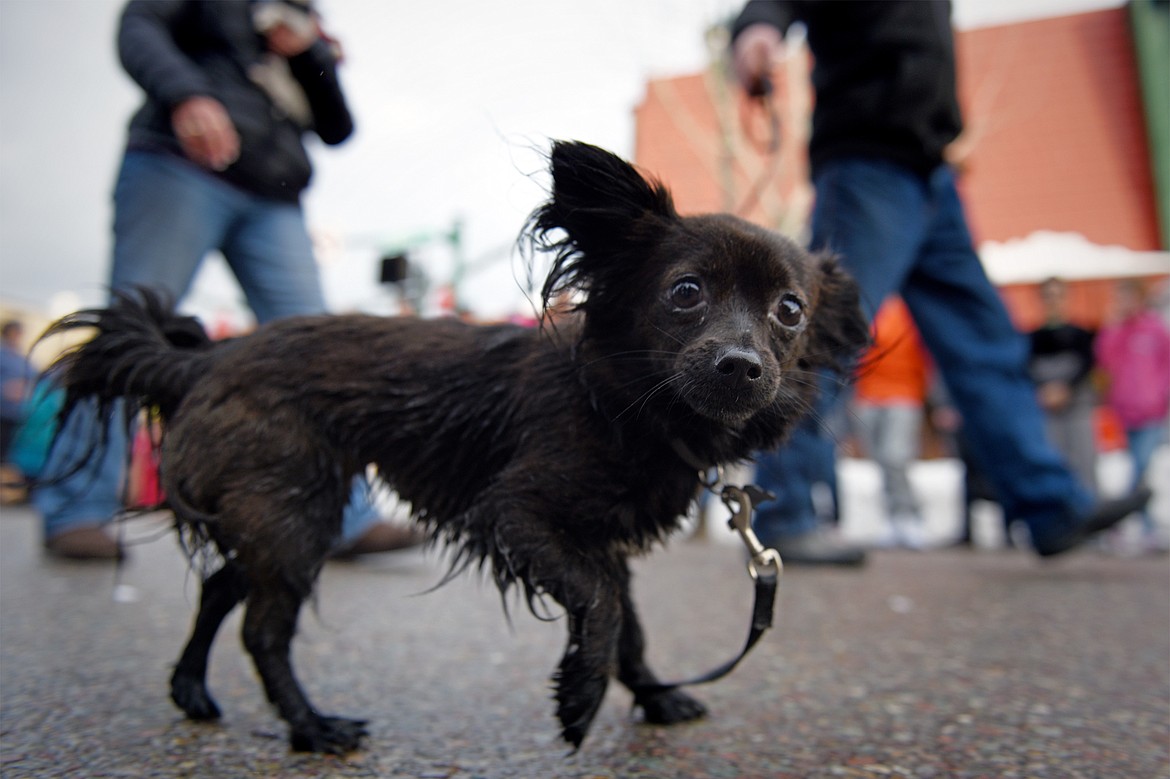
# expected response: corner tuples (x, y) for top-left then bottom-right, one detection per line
(669, 278), (704, 310)
(775, 295), (805, 328)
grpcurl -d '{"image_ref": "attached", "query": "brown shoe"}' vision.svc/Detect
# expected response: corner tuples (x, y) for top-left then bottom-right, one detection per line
(0, 464), (28, 505)
(332, 522), (425, 559)
(45, 526), (124, 561)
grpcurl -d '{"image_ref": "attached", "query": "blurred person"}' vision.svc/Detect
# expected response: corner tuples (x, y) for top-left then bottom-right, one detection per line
(1, 320), (37, 503)
(852, 298), (931, 549)
(730, 0), (1149, 564)
(928, 377), (1010, 549)
(0, 320), (36, 465)
(1028, 277), (1098, 493)
(1095, 278), (1170, 551)
(35, 0), (417, 559)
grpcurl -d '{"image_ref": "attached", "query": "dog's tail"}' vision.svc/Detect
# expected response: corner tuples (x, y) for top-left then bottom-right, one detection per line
(38, 288), (214, 473)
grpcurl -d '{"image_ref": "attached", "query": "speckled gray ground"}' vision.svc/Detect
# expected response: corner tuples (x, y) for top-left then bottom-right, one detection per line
(2, 505), (1167, 779)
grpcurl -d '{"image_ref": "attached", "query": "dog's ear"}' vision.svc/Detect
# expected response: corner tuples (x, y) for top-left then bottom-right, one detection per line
(526, 140), (678, 310)
(803, 255), (871, 372)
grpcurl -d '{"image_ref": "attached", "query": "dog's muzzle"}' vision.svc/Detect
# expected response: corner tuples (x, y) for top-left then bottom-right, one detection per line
(677, 344), (778, 424)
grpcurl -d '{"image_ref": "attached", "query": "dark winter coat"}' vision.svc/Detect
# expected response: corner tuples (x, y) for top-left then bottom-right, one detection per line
(732, 0), (963, 177)
(118, 0), (353, 202)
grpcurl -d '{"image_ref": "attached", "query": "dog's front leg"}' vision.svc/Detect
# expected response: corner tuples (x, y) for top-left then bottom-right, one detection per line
(615, 580), (708, 725)
(547, 577), (623, 749)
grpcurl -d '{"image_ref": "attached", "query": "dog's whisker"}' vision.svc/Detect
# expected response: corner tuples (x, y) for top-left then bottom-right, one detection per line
(613, 372), (684, 421)
(650, 323), (687, 347)
(577, 349), (677, 371)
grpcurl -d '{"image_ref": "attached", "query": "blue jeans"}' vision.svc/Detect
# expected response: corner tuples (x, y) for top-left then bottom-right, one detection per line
(753, 158), (1092, 546)
(1126, 420), (1165, 532)
(36, 151), (379, 542)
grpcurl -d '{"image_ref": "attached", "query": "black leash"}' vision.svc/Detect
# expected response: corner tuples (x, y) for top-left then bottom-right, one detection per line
(639, 476), (782, 693)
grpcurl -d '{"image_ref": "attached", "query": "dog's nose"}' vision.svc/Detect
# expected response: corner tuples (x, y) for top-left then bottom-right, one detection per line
(715, 348), (764, 386)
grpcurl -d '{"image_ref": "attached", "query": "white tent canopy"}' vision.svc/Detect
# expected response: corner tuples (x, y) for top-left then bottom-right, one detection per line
(979, 231), (1170, 284)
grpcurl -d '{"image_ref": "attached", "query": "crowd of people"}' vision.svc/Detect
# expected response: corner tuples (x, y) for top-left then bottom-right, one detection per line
(0, 0), (1165, 569)
(835, 279), (1169, 557)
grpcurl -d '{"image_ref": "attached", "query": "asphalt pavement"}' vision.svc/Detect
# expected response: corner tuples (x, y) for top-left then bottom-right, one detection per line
(1, 497), (1168, 779)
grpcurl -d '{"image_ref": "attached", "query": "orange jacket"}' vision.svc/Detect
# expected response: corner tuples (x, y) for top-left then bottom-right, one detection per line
(854, 298), (932, 404)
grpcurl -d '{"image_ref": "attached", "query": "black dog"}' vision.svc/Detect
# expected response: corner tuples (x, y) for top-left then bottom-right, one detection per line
(43, 141), (867, 754)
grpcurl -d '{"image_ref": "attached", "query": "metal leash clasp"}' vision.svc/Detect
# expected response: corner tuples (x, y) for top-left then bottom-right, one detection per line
(721, 484), (783, 581)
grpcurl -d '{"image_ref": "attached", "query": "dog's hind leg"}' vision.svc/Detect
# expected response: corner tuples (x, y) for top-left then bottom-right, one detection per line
(241, 571), (368, 754)
(170, 560), (249, 720)
(614, 578), (708, 725)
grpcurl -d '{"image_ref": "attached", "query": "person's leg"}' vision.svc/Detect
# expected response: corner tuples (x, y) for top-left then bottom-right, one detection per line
(1071, 400), (1095, 491)
(1066, 401), (1099, 496)
(851, 401), (897, 544)
(880, 402), (925, 547)
(109, 152), (235, 295)
(876, 403), (922, 515)
(220, 200), (326, 324)
(0, 415), (16, 464)
(751, 158), (930, 563)
(953, 431), (980, 546)
(752, 416), (832, 541)
(901, 167), (1142, 554)
(1044, 404), (1097, 496)
(1126, 422), (1164, 535)
(336, 478), (386, 546)
(1126, 422), (1162, 487)
(37, 152), (235, 555)
(851, 400), (882, 491)
(34, 397), (129, 549)
(809, 159), (933, 320)
(816, 396), (850, 524)
(1041, 411), (1069, 476)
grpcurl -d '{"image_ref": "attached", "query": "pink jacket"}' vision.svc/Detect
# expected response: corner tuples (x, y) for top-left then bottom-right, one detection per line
(1095, 311), (1170, 429)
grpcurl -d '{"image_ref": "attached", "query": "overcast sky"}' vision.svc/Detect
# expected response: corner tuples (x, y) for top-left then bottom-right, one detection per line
(0, 0), (1125, 323)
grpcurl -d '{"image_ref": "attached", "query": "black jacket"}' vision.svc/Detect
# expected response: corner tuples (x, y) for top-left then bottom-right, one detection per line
(732, 0), (962, 177)
(1028, 323), (1096, 390)
(119, 0), (354, 202)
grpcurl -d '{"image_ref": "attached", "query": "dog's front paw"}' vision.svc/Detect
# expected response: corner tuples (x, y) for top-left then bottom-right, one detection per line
(555, 675), (609, 749)
(636, 687), (708, 725)
(289, 715), (369, 755)
(170, 671), (221, 721)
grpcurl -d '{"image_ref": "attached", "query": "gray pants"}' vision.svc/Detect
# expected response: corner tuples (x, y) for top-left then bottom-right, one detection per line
(1042, 391), (1098, 495)
(854, 401), (924, 521)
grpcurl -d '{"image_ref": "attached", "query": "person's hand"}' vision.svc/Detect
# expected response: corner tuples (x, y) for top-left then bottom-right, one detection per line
(930, 405), (961, 434)
(1, 378), (27, 405)
(171, 96), (240, 171)
(732, 23), (782, 97)
(1037, 381), (1072, 411)
(944, 131), (978, 175)
(265, 18), (320, 58)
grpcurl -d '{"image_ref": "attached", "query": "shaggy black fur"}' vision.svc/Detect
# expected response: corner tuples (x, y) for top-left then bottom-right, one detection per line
(42, 140), (868, 754)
